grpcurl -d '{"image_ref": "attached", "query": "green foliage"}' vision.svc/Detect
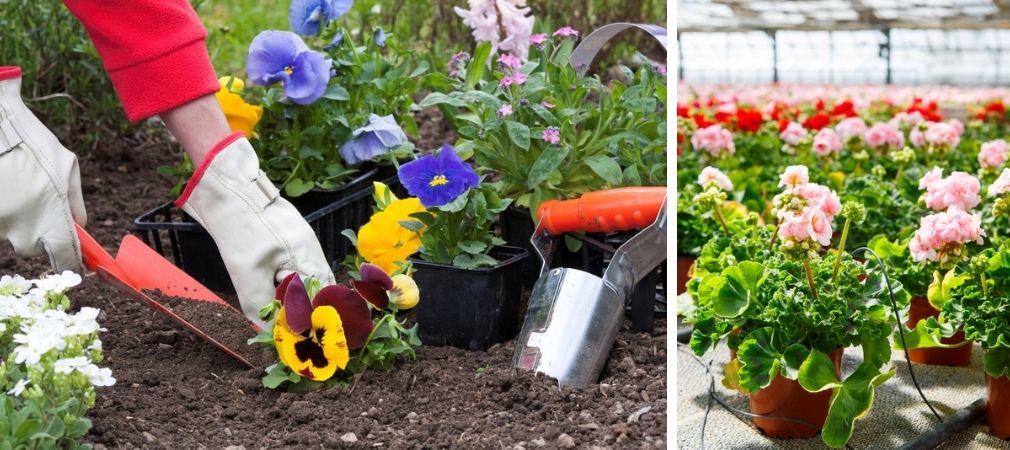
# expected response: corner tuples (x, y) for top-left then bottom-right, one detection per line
(410, 184), (511, 270)
(0, 0), (138, 151)
(942, 245), (1010, 376)
(422, 37), (666, 214)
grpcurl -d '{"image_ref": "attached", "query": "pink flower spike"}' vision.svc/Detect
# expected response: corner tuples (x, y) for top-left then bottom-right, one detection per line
(553, 26), (579, 38)
(542, 126), (561, 144)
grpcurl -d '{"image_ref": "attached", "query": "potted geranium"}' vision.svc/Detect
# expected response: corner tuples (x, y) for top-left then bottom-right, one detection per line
(688, 166), (903, 448)
(395, 144), (529, 350)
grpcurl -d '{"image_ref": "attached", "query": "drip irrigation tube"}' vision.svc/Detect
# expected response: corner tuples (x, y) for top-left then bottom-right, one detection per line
(897, 398), (987, 450)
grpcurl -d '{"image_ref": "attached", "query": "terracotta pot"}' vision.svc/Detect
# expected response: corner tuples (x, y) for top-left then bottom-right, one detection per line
(988, 372), (1010, 439)
(677, 255), (696, 294)
(906, 297), (972, 367)
(750, 348), (844, 439)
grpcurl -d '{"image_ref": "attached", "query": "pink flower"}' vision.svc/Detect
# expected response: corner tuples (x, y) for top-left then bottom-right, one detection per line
(454, 0), (535, 60)
(778, 212), (811, 243)
(864, 123), (904, 149)
(698, 167), (733, 192)
(834, 117), (867, 142)
(529, 33), (548, 45)
(988, 168), (1010, 197)
(812, 128), (842, 156)
(910, 127), (926, 148)
(541, 100), (555, 109)
(779, 122), (808, 146)
(919, 167), (944, 191)
(779, 165), (809, 189)
(691, 124), (735, 157)
(949, 118), (965, 136)
(500, 76), (514, 87)
(910, 207), (985, 263)
(925, 121), (960, 148)
(553, 26), (579, 38)
(804, 207), (834, 246)
(541, 126), (560, 145)
(796, 183), (842, 219)
(498, 103), (513, 117)
(890, 111), (925, 128)
(511, 72), (528, 85)
(979, 139), (1009, 169)
(923, 171), (981, 211)
(498, 53), (521, 71)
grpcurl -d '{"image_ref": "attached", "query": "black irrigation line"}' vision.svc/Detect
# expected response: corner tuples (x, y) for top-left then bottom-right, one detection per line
(679, 247), (949, 449)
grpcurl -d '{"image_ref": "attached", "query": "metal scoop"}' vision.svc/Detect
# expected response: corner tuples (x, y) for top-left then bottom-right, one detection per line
(512, 187), (667, 386)
(76, 224), (259, 368)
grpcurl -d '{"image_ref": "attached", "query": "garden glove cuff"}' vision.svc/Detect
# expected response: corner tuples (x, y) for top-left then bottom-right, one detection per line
(174, 133), (334, 328)
(0, 67), (87, 274)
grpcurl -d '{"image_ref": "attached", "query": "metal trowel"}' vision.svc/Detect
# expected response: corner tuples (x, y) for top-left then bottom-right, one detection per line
(512, 187), (667, 386)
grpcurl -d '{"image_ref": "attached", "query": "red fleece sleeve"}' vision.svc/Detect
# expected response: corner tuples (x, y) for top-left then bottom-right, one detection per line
(62, 0), (220, 122)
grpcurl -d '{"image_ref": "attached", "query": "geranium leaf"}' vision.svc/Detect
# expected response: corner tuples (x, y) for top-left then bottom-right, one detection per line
(797, 349), (842, 392)
(821, 364), (895, 448)
(984, 348), (1010, 378)
(736, 328), (779, 393)
(926, 268), (968, 310)
(781, 344), (810, 380)
(713, 261), (764, 318)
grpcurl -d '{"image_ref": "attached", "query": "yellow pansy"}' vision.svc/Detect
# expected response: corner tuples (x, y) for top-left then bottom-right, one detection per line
(215, 77), (263, 137)
(273, 306), (349, 381)
(388, 274), (419, 310)
(357, 197), (426, 274)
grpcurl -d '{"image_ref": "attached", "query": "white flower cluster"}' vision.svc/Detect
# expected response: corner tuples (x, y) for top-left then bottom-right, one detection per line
(1, 271), (115, 397)
(453, 0), (536, 60)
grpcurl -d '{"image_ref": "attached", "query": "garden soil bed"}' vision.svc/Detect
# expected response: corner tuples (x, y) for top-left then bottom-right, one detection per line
(0, 123), (666, 448)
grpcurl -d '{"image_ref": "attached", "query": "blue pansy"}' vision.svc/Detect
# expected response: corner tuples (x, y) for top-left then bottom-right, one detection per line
(339, 114), (408, 165)
(397, 144), (480, 207)
(246, 31), (332, 105)
(324, 30), (345, 51)
(289, 0), (354, 36)
(373, 27), (387, 48)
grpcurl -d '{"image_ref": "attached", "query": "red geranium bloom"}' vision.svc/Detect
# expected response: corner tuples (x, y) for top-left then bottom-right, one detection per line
(714, 110), (733, 124)
(831, 100), (857, 118)
(987, 100), (1005, 115)
(778, 118), (790, 133)
(803, 112), (831, 131)
(694, 114), (716, 129)
(735, 108), (764, 133)
(815, 99), (826, 111)
(677, 103), (690, 118)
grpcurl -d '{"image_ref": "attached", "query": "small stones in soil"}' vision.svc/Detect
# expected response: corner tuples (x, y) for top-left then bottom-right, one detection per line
(530, 438), (546, 447)
(556, 433), (575, 448)
(627, 405), (652, 424)
(340, 432), (358, 443)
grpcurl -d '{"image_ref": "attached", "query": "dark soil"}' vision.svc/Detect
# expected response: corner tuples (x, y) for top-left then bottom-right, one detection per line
(0, 117), (667, 448)
(151, 292), (274, 369)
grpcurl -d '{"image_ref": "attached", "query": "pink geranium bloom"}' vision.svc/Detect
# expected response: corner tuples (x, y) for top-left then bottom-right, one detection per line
(691, 124), (735, 157)
(835, 117), (867, 141)
(919, 167), (944, 191)
(812, 128), (842, 156)
(864, 123), (904, 149)
(925, 121), (960, 148)
(923, 171), (981, 212)
(910, 207), (985, 263)
(989, 168), (1010, 197)
(979, 139), (1009, 170)
(795, 183), (842, 220)
(910, 127), (926, 148)
(779, 165), (809, 189)
(698, 167), (733, 192)
(779, 122), (808, 146)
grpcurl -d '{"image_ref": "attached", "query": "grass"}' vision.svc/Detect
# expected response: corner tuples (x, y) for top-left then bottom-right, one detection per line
(198, 0), (288, 76)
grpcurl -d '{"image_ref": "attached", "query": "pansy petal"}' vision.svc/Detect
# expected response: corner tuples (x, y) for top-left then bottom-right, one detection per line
(285, 50), (331, 105)
(283, 275), (312, 334)
(273, 308), (307, 374)
(313, 285), (373, 349)
(246, 31), (306, 86)
(360, 263), (394, 290)
(352, 279), (390, 310)
(314, 306), (350, 378)
(276, 272), (298, 303)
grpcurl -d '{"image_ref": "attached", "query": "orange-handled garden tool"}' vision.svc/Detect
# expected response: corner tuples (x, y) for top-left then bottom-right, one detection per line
(75, 224), (259, 368)
(514, 187), (667, 386)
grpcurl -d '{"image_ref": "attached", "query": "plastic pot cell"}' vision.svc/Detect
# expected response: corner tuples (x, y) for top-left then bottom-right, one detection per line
(411, 246), (529, 351)
(906, 297), (972, 367)
(750, 348), (844, 439)
(989, 370), (1010, 439)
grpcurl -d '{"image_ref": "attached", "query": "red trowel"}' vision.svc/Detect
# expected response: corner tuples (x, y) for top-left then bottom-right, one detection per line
(75, 224), (260, 368)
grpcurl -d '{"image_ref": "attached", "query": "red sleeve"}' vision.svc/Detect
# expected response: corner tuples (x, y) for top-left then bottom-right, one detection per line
(63, 0), (220, 122)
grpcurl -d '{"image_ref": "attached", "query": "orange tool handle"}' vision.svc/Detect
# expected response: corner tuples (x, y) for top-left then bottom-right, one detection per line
(75, 224), (130, 282)
(537, 187), (666, 235)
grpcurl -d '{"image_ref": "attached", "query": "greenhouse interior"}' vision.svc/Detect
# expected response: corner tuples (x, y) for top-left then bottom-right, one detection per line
(677, 0), (1010, 449)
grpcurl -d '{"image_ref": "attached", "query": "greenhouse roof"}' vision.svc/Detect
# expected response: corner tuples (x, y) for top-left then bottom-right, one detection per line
(679, 0), (1010, 32)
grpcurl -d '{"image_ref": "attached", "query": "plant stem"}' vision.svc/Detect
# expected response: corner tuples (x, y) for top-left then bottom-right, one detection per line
(831, 218), (852, 283)
(804, 260), (819, 301)
(768, 225), (779, 251)
(713, 205), (730, 234)
(981, 271), (989, 297)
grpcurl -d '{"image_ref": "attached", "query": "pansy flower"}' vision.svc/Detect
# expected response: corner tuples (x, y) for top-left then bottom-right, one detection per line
(397, 144), (480, 207)
(272, 274), (373, 381)
(214, 76), (263, 137)
(246, 31), (332, 105)
(339, 114), (408, 165)
(351, 263), (420, 311)
(289, 0), (352, 36)
(357, 197), (426, 274)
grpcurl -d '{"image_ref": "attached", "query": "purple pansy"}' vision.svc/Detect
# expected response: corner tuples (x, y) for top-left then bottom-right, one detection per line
(324, 30), (345, 51)
(373, 27), (387, 48)
(397, 144), (480, 207)
(339, 114), (408, 165)
(289, 0), (353, 36)
(246, 31), (332, 105)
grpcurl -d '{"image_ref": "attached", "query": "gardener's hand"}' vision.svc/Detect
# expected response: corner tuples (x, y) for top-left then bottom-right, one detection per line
(0, 69), (87, 274)
(175, 134), (334, 327)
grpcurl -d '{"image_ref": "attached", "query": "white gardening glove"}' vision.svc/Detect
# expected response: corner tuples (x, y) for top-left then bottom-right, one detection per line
(0, 67), (87, 274)
(175, 134), (334, 327)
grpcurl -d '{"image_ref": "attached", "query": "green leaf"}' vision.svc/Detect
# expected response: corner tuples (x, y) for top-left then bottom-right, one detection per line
(438, 190), (470, 213)
(985, 348), (1010, 378)
(453, 253), (498, 269)
(247, 330), (275, 347)
(262, 363), (300, 389)
(466, 42), (492, 89)
(552, 39), (575, 67)
(623, 165), (642, 186)
(895, 318), (964, 350)
(926, 268), (968, 310)
(736, 328), (780, 393)
(867, 235), (907, 259)
(341, 229), (358, 247)
(527, 146), (570, 189)
(284, 178), (315, 197)
(821, 364), (895, 448)
(712, 261), (765, 318)
(458, 240), (488, 254)
(419, 92), (467, 108)
(583, 155), (623, 185)
(781, 344), (811, 380)
(797, 349), (842, 392)
(528, 103), (559, 126)
(505, 121), (531, 150)
(398, 219), (425, 232)
(322, 84), (349, 101)
(66, 417), (91, 439)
